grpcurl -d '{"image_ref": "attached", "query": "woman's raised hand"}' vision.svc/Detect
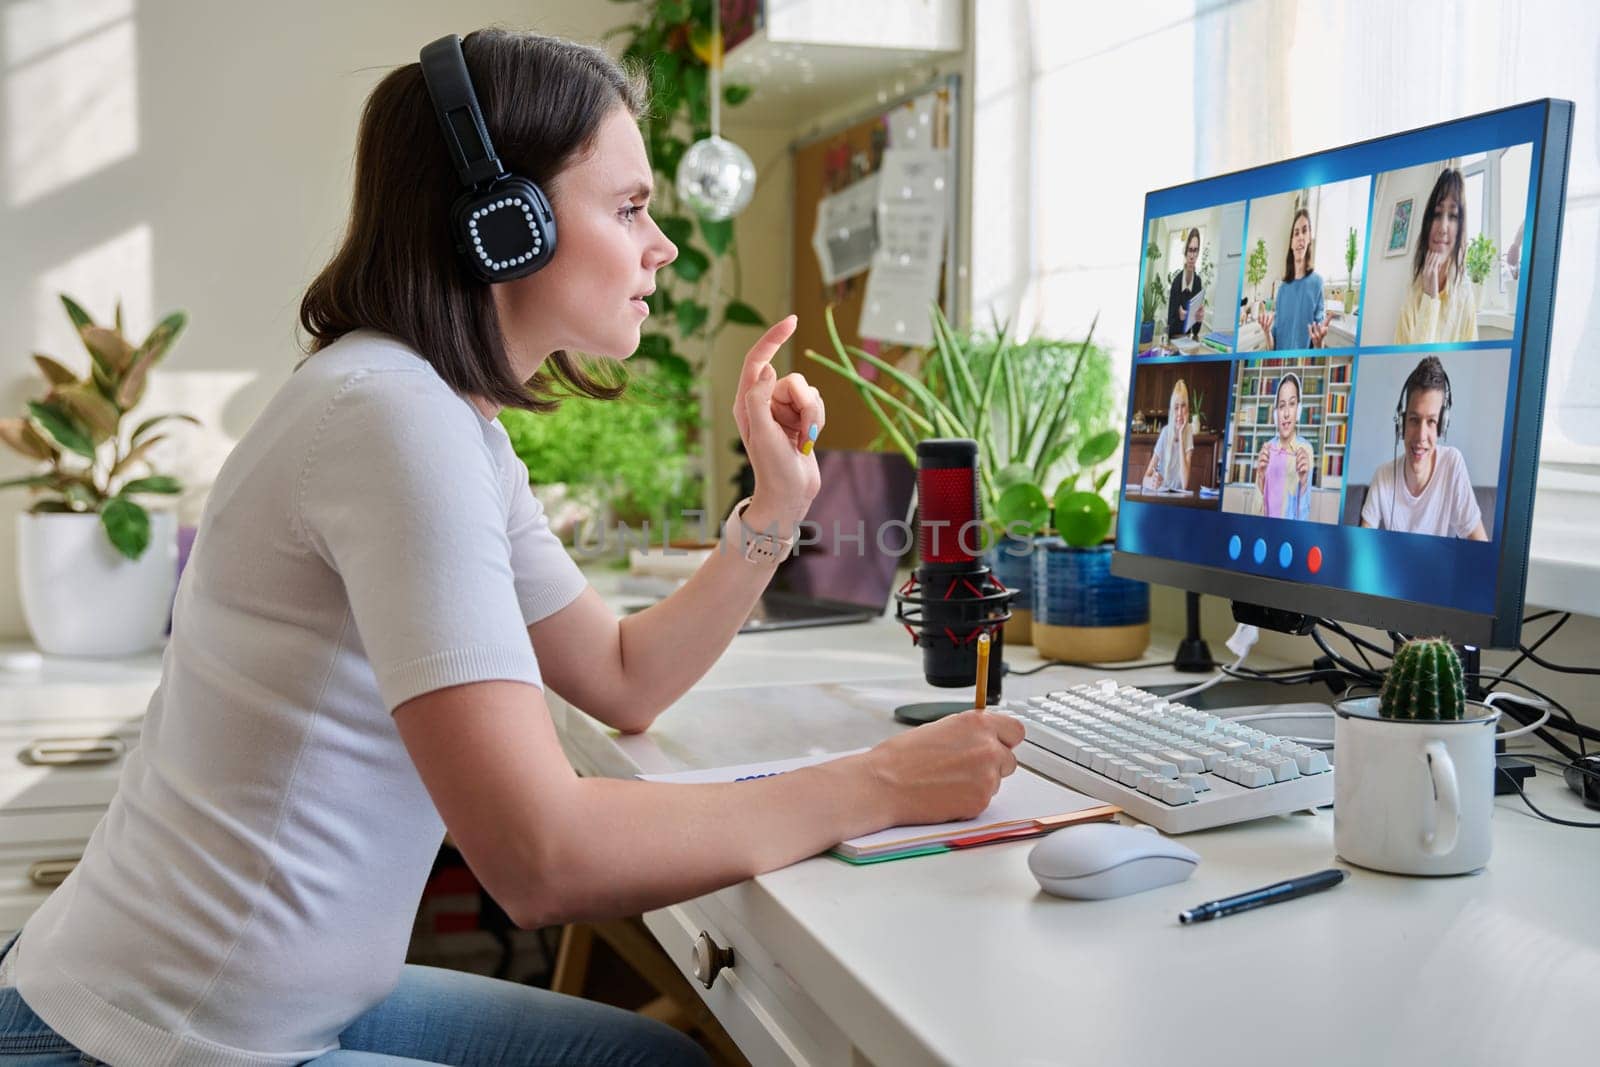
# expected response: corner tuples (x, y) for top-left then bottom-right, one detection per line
(1295, 445), (1311, 487)
(1308, 319), (1329, 348)
(1421, 252), (1447, 298)
(733, 315), (824, 526)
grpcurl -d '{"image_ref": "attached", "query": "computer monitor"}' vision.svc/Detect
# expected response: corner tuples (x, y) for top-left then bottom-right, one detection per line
(1112, 99), (1573, 649)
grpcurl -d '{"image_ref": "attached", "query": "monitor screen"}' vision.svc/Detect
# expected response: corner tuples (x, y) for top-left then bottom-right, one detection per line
(1111, 99), (1573, 648)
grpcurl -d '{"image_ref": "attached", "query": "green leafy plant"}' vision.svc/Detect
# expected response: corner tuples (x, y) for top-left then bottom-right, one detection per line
(1246, 237), (1269, 306)
(1139, 240), (1163, 324)
(1465, 232), (1499, 285)
(1379, 637), (1467, 721)
(1200, 239), (1216, 293)
(804, 304), (1120, 548)
(499, 363), (701, 541)
(1, 295), (196, 560)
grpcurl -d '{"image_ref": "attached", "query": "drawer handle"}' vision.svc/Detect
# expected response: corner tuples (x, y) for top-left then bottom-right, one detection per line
(691, 930), (734, 990)
(20, 737), (125, 766)
(27, 858), (80, 888)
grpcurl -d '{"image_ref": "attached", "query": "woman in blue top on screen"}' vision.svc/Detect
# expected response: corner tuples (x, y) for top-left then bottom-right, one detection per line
(1141, 379), (1194, 492)
(1258, 209), (1331, 350)
(1166, 229), (1205, 340)
(1253, 372), (1314, 520)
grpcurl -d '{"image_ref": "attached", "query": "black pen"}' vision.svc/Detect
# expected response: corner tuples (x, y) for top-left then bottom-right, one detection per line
(1178, 868), (1345, 924)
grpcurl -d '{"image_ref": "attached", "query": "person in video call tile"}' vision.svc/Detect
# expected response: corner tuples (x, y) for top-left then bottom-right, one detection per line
(1166, 228), (1205, 340)
(1361, 355), (1487, 540)
(1254, 371), (1313, 520)
(1393, 168), (1479, 344)
(1258, 209), (1330, 350)
(1142, 378), (1194, 492)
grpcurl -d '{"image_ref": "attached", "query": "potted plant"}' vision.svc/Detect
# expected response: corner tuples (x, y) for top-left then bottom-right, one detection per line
(1344, 226), (1360, 317)
(1138, 240), (1162, 344)
(805, 303), (1133, 649)
(1246, 237), (1270, 319)
(1, 295), (197, 656)
(1465, 233), (1498, 306)
(991, 445), (1150, 663)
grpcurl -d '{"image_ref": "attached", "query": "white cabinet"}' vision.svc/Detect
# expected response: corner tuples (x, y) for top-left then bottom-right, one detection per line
(0, 650), (161, 935)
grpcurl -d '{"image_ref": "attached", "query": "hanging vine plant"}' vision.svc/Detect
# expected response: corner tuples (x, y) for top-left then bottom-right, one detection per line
(608, 0), (768, 395)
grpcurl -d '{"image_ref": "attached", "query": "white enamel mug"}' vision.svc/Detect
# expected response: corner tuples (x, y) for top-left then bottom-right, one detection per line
(1333, 696), (1500, 876)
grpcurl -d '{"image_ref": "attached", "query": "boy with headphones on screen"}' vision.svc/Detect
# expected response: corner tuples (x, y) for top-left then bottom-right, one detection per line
(1359, 354), (1488, 540)
(0, 29), (1024, 1066)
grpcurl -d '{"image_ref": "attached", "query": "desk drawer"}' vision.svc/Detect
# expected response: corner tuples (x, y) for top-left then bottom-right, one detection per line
(0, 808), (104, 936)
(645, 896), (852, 1066)
(0, 719), (140, 813)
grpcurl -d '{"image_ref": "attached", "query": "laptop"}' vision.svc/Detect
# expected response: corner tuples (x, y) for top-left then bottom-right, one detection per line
(739, 449), (917, 633)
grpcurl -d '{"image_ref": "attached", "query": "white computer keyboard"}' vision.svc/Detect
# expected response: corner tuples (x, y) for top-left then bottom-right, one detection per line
(1002, 679), (1334, 834)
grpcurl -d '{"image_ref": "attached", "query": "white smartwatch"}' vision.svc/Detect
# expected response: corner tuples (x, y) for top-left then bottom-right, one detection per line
(727, 497), (798, 565)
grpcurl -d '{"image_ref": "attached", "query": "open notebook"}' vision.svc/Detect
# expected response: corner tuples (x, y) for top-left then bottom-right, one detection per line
(640, 751), (1119, 864)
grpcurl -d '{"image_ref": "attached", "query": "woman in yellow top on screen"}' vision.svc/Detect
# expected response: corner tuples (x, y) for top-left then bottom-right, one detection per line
(1393, 168), (1478, 344)
(1141, 379), (1194, 492)
(1258, 209), (1331, 350)
(1253, 372), (1314, 520)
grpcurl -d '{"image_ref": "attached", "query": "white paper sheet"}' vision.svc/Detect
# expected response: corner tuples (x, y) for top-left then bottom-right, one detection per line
(858, 147), (950, 347)
(811, 173), (880, 285)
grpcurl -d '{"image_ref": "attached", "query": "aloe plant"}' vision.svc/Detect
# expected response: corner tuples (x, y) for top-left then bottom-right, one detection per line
(804, 303), (1119, 548)
(1379, 637), (1467, 721)
(0, 295), (198, 560)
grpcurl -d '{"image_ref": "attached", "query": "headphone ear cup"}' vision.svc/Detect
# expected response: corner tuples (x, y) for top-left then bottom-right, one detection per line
(452, 177), (557, 283)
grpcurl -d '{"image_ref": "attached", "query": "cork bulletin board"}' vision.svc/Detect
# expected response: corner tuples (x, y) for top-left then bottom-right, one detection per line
(790, 78), (959, 451)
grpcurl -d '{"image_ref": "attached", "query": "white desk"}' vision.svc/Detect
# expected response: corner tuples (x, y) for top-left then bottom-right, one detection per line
(549, 612), (1600, 1067)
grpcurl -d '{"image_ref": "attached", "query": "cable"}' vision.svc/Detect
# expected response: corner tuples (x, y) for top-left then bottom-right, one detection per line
(1482, 612), (1570, 696)
(1164, 624), (1259, 700)
(1484, 692), (1552, 740)
(1509, 639), (1600, 676)
(1318, 619), (1393, 665)
(1495, 760), (1600, 828)
(1468, 670), (1594, 756)
(1008, 657), (1179, 677)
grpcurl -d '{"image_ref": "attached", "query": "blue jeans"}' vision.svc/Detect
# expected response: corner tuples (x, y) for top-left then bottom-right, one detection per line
(0, 934), (709, 1066)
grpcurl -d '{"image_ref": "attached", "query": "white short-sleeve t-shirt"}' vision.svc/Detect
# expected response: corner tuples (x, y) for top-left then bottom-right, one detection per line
(1360, 444), (1484, 539)
(9, 331), (587, 1067)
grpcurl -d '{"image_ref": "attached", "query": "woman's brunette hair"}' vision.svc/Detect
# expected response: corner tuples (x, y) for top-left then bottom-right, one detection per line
(1412, 167), (1467, 287)
(1281, 208), (1314, 284)
(299, 28), (646, 412)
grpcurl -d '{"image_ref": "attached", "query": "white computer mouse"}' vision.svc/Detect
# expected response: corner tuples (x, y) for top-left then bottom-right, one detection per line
(1028, 823), (1200, 900)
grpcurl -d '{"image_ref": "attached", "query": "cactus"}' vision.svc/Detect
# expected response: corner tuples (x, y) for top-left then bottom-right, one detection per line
(1379, 638), (1467, 721)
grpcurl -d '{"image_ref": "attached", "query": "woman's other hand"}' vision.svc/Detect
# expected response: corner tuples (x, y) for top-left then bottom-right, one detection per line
(1308, 319), (1329, 348)
(1258, 309), (1275, 345)
(860, 710), (1025, 825)
(733, 316), (823, 529)
(1295, 445), (1311, 488)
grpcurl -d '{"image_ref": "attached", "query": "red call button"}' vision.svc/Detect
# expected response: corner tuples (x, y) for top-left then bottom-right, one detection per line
(1307, 545), (1323, 574)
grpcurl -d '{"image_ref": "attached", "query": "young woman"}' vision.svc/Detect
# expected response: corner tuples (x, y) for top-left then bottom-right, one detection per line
(1254, 372), (1314, 520)
(1142, 378), (1194, 492)
(0, 30), (1022, 1067)
(1393, 167), (1479, 344)
(1258, 208), (1330, 350)
(1165, 229), (1205, 340)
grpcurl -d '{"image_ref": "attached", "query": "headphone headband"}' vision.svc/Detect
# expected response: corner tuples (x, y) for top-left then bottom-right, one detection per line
(420, 35), (504, 189)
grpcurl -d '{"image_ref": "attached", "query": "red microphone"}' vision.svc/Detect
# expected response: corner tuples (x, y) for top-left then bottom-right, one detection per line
(893, 439), (1015, 724)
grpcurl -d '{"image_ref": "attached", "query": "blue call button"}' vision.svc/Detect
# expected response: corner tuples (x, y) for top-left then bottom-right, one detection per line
(1252, 538), (1267, 564)
(1228, 535), (1242, 560)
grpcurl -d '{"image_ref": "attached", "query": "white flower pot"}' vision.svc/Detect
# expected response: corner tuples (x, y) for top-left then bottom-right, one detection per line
(17, 510), (178, 657)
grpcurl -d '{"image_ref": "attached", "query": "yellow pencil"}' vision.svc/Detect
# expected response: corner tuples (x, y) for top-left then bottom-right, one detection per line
(974, 631), (991, 711)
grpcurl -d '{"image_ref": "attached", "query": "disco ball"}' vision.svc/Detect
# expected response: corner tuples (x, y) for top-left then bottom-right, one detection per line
(675, 135), (757, 221)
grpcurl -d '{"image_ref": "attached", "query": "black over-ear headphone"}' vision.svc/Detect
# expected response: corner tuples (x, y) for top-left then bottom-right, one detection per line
(1392, 363), (1452, 442)
(419, 35), (556, 283)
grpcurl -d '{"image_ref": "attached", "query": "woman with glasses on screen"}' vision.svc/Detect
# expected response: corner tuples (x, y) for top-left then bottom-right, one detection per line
(1141, 379), (1194, 492)
(1254, 372), (1313, 520)
(1258, 209), (1330, 351)
(1393, 168), (1479, 344)
(1166, 229), (1205, 340)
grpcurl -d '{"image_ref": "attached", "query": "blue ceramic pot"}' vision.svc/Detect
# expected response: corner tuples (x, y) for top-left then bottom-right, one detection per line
(1030, 538), (1150, 661)
(985, 535), (1033, 613)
